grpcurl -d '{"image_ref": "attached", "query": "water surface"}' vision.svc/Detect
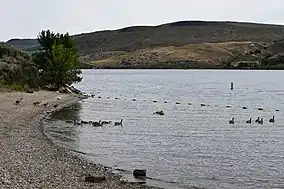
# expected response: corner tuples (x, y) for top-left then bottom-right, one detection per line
(44, 70), (284, 189)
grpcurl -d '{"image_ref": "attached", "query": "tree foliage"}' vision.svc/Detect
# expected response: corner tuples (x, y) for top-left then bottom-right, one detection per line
(33, 30), (82, 89)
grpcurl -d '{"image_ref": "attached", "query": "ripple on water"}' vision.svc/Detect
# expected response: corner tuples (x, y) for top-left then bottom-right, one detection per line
(44, 70), (284, 189)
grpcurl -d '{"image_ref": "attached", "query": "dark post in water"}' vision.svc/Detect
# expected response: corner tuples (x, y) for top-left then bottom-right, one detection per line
(231, 82), (234, 90)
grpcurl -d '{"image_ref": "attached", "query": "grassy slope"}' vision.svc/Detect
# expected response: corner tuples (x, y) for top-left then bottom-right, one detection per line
(6, 21), (284, 68)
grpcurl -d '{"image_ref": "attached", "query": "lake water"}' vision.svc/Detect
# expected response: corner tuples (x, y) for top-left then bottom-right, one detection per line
(44, 69), (284, 189)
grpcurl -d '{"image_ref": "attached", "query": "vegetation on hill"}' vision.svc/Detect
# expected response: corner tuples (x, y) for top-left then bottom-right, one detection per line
(1, 30), (82, 91)
(6, 21), (284, 69)
(0, 42), (39, 90)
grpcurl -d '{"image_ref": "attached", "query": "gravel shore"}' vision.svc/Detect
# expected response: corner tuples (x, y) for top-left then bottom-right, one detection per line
(0, 91), (157, 189)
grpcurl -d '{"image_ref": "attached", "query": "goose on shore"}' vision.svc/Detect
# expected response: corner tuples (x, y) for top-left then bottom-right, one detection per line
(114, 119), (123, 126)
(43, 102), (49, 108)
(255, 117), (260, 123)
(269, 116), (275, 123)
(229, 118), (235, 124)
(33, 101), (41, 106)
(14, 98), (23, 105)
(246, 118), (252, 124)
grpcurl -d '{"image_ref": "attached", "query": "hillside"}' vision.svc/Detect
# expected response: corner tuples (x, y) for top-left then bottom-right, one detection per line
(6, 21), (284, 69)
(0, 43), (38, 89)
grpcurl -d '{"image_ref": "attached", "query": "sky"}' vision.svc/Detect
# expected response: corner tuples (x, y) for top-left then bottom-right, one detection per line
(1, 0), (284, 41)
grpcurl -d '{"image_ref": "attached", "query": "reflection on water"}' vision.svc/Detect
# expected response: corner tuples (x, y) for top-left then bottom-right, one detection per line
(43, 70), (284, 189)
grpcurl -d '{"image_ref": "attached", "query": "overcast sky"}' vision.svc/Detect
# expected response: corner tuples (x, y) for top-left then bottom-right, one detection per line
(1, 0), (284, 41)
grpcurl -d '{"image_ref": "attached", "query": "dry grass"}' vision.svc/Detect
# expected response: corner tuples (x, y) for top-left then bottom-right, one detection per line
(88, 41), (261, 68)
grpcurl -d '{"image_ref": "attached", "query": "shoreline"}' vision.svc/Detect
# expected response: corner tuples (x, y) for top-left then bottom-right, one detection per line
(0, 91), (157, 189)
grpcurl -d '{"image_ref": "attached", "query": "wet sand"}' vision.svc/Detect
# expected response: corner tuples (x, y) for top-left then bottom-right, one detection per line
(0, 91), (155, 189)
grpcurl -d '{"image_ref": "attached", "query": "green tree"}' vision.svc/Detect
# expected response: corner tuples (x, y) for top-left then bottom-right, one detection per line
(33, 30), (82, 89)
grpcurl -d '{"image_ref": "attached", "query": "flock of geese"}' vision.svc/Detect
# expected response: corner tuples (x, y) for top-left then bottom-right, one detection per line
(229, 116), (275, 125)
(13, 94), (278, 127)
(82, 93), (280, 126)
(65, 119), (123, 127)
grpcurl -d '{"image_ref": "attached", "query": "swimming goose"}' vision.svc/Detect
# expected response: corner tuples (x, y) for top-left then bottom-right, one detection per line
(246, 118), (252, 124)
(255, 117), (260, 123)
(269, 116), (275, 123)
(101, 121), (112, 125)
(153, 100), (158, 103)
(229, 118), (235, 124)
(81, 120), (89, 124)
(154, 111), (164, 116)
(114, 119), (123, 126)
(259, 118), (264, 124)
(93, 120), (102, 127)
(243, 106), (248, 110)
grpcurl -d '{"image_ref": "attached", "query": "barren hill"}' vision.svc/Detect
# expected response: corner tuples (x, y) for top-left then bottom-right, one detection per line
(6, 21), (284, 68)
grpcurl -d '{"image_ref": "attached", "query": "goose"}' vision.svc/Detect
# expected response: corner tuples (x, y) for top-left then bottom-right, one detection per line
(92, 120), (102, 127)
(188, 103), (192, 105)
(276, 109), (280, 112)
(114, 119), (123, 126)
(115, 97), (119, 100)
(153, 100), (158, 103)
(74, 121), (82, 125)
(43, 102), (49, 108)
(229, 118), (235, 124)
(14, 98), (23, 105)
(255, 117), (260, 123)
(101, 121), (112, 125)
(33, 101), (41, 106)
(226, 105), (232, 108)
(53, 104), (58, 108)
(98, 96), (102, 99)
(81, 120), (89, 124)
(176, 102), (180, 105)
(154, 111), (164, 116)
(133, 99), (137, 102)
(269, 116), (275, 123)
(258, 107), (264, 111)
(246, 118), (252, 124)
(164, 101), (168, 104)
(259, 118), (264, 125)
(243, 106), (248, 110)
(201, 103), (206, 107)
